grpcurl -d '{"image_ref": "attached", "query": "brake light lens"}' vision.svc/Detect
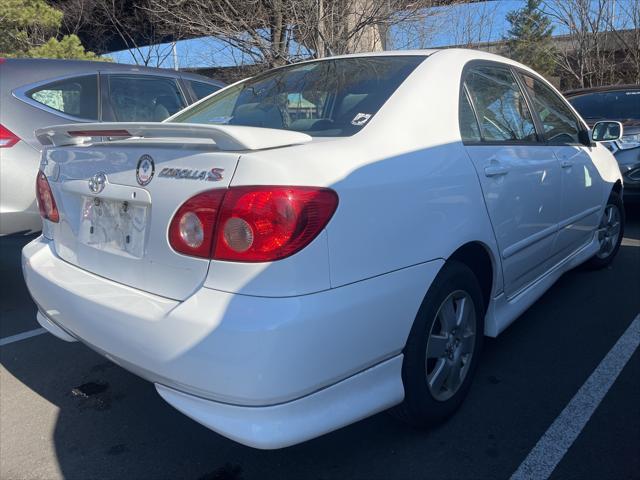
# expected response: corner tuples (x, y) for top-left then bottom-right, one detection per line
(168, 189), (226, 257)
(67, 129), (131, 138)
(0, 124), (20, 148)
(168, 186), (338, 262)
(214, 186), (338, 262)
(36, 170), (59, 222)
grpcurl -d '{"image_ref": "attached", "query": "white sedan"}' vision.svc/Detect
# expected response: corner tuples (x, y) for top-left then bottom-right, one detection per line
(23, 49), (624, 449)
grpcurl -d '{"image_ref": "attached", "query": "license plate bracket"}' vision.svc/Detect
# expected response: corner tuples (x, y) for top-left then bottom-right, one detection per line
(79, 197), (148, 258)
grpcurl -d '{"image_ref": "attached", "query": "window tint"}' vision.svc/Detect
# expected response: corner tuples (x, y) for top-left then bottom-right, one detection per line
(172, 56), (425, 137)
(107, 75), (186, 122)
(464, 66), (537, 142)
(27, 75), (98, 120)
(568, 90), (640, 121)
(459, 87), (481, 142)
(519, 73), (582, 144)
(188, 80), (222, 100)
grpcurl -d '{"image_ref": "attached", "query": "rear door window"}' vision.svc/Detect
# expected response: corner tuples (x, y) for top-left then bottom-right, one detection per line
(459, 87), (481, 142)
(27, 75), (98, 120)
(106, 75), (187, 122)
(464, 66), (537, 143)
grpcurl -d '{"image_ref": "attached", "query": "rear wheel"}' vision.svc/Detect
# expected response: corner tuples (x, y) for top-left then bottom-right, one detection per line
(585, 190), (624, 270)
(392, 261), (484, 427)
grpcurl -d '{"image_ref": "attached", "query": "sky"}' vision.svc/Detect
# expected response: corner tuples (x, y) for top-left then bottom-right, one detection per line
(103, 0), (625, 70)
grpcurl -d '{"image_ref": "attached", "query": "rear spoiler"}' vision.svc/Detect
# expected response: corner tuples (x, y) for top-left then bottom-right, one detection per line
(35, 122), (312, 151)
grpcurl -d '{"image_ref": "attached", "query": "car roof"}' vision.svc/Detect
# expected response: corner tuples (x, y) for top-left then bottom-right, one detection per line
(0, 57), (224, 89)
(234, 49), (539, 84)
(564, 85), (640, 97)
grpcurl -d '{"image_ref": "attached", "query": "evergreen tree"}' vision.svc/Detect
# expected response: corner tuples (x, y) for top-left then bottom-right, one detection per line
(504, 0), (556, 76)
(0, 0), (103, 60)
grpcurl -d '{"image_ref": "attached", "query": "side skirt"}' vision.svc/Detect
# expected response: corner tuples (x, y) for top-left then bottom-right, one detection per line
(484, 234), (599, 337)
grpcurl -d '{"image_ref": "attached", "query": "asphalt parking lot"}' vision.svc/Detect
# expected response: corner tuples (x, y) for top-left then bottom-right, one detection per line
(1, 207), (639, 480)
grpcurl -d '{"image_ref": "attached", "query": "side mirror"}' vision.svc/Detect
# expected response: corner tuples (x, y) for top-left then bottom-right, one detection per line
(591, 121), (623, 142)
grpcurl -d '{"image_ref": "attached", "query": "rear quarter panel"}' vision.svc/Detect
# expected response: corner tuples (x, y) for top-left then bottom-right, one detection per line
(227, 51), (502, 295)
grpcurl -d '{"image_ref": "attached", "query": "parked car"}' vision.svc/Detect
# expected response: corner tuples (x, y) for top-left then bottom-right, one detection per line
(23, 50), (623, 449)
(565, 85), (640, 203)
(0, 58), (224, 235)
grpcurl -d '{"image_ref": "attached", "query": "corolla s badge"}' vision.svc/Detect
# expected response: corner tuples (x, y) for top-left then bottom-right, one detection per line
(158, 167), (224, 182)
(136, 154), (155, 186)
(88, 172), (107, 194)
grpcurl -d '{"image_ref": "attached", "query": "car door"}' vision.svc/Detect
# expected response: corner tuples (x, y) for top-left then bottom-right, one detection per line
(517, 72), (603, 259)
(100, 74), (188, 122)
(461, 63), (562, 299)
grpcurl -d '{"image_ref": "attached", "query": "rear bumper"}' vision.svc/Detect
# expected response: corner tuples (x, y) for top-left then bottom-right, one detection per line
(23, 236), (442, 446)
(156, 357), (403, 449)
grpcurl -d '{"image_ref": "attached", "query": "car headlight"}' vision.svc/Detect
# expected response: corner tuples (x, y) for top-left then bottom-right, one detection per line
(616, 133), (640, 150)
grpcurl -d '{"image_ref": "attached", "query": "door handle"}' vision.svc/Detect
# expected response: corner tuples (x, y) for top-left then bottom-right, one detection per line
(484, 164), (510, 177)
(560, 160), (574, 168)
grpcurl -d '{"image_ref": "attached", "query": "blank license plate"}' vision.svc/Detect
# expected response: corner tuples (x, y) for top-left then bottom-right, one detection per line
(79, 197), (148, 258)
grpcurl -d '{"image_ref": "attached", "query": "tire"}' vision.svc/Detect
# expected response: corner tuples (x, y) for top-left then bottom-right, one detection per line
(391, 260), (484, 428)
(585, 189), (624, 270)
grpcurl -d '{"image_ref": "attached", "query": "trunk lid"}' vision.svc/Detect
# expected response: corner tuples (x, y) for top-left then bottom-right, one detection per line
(36, 123), (311, 300)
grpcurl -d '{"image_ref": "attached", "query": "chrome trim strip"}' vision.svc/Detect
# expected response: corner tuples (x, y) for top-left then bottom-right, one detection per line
(558, 205), (601, 230)
(502, 223), (558, 259)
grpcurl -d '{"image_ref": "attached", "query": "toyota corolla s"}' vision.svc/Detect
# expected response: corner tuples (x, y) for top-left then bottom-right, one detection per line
(23, 49), (624, 449)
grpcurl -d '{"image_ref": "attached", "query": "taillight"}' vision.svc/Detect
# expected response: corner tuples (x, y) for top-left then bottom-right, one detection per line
(214, 186), (338, 261)
(36, 170), (59, 223)
(168, 186), (338, 262)
(168, 189), (226, 258)
(0, 124), (20, 148)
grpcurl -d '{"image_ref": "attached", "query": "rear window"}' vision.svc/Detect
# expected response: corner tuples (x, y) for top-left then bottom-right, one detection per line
(568, 90), (640, 121)
(27, 75), (98, 120)
(171, 56), (425, 137)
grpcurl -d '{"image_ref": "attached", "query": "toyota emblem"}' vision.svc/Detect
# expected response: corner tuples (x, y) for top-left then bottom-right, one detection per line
(88, 172), (107, 194)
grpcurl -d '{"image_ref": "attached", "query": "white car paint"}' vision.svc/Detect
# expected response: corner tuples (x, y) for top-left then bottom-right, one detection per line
(22, 49), (622, 449)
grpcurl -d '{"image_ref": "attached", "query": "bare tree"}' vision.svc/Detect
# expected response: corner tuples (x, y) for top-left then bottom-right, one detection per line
(443, 0), (500, 47)
(609, 0), (640, 84)
(145, 0), (452, 68)
(54, 0), (98, 35)
(297, 0), (446, 56)
(144, 1), (295, 68)
(94, 0), (179, 67)
(541, 0), (619, 88)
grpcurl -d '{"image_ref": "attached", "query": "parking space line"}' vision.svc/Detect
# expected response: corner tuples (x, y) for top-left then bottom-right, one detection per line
(0, 327), (47, 347)
(510, 313), (640, 480)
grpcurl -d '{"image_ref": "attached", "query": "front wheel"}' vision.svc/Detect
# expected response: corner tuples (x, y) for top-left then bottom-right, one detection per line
(585, 190), (624, 270)
(391, 261), (484, 427)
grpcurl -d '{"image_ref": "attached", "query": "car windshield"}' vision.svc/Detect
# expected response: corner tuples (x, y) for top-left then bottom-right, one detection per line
(171, 56), (425, 137)
(568, 89), (640, 121)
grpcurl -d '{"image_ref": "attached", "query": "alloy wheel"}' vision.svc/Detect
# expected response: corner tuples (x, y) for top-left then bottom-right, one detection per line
(596, 203), (622, 259)
(425, 290), (476, 402)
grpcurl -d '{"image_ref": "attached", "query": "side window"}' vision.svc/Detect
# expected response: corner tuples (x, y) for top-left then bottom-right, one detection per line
(459, 87), (481, 142)
(464, 66), (537, 142)
(27, 75), (98, 120)
(188, 80), (222, 100)
(107, 75), (186, 122)
(518, 73), (582, 145)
